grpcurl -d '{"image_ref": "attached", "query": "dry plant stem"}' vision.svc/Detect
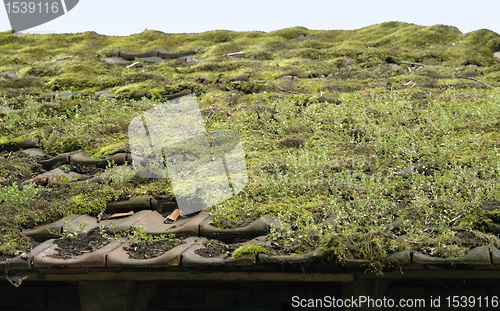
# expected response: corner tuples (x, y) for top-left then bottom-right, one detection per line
(223, 52), (244, 56)
(52, 55), (74, 62)
(455, 75), (497, 88)
(126, 62), (139, 68)
(223, 52), (247, 59)
(449, 215), (463, 226)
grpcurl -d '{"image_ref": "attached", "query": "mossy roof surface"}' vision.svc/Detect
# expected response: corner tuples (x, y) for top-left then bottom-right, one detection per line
(1, 22), (500, 271)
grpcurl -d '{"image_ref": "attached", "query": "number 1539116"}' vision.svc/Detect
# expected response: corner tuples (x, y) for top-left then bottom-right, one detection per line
(5, 2), (59, 14)
(446, 296), (498, 308)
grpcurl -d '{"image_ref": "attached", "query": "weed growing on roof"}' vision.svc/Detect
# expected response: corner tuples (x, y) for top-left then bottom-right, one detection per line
(0, 182), (40, 255)
(127, 225), (177, 245)
(49, 220), (89, 239)
(0, 182), (39, 207)
(0, 24), (499, 264)
(208, 89), (500, 264)
(105, 160), (136, 185)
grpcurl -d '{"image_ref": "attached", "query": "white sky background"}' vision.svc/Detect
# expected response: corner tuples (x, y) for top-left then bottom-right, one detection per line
(1, 0), (499, 36)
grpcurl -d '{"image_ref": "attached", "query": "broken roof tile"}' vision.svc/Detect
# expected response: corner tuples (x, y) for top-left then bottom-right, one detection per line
(8, 239), (55, 271)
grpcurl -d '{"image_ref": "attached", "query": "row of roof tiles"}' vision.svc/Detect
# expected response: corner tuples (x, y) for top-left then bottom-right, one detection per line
(0, 209), (498, 276)
(22, 211), (274, 242)
(2, 235), (500, 277)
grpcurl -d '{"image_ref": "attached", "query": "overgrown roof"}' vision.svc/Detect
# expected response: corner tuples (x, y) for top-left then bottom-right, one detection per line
(1, 22), (500, 274)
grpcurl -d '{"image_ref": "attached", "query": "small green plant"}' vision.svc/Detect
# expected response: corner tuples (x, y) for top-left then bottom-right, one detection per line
(105, 160), (136, 185)
(0, 182), (39, 207)
(232, 244), (267, 259)
(61, 221), (89, 239)
(97, 222), (124, 242)
(49, 174), (72, 187)
(47, 218), (89, 239)
(128, 225), (154, 243)
(127, 226), (176, 244)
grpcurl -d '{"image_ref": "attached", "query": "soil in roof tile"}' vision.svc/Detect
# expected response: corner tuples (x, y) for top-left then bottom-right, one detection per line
(210, 218), (256, 229)
(124, 237), (184, 260)
(49, 227), (111, 259)
(195, 240), (232, 258)
(195, 239), (293, 258)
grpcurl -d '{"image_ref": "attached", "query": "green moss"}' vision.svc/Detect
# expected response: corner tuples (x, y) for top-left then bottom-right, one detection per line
(86, 133), (129, 158)
(45, 135), (81, 155)
(59, 61), (104, 76)
(0, 23), (500, 261)
(0, 135), (31, 146)
(270, 27), (311, 40)
(164, 82), (206, 95)
(462, 29), (500, 55)
(207, 42), (245, 57)
(0, 227), (30, 255)
(47, 76), (98, 91)
(69, 187), (118, 214)
(320, 234), (346, 263)
(232, 244), (267, 259)
(18, 65), (59, 77)
(112, 83), (165, 100)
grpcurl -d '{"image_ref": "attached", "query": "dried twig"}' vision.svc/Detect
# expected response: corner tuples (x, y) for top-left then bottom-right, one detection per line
(126, 61), (139, 68)
(223, 52), (248, 59)
(455, 75), (497, 88)
(52, 55), (75, 62)
(223, 51), (244, 56)
(449, 214), (462, 225)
